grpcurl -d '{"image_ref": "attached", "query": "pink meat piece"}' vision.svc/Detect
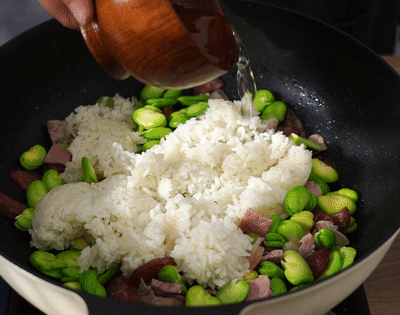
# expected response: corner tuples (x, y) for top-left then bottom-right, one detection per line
(139, 278), (184, 306)
(298, 233), (315, 260)
(249, 237), (265, 270)
(44, 144), (72, 165)
(245, 275), (273, 302)
(239, 208), (272, 237)
(305, 181), (323, 196)
(151, 278), (182, 297)
(313, 220), (339, 233)
(106, 274), (141, 303)
(277, 108), (306, 138)
(10, 170), (41, 190)
(312, 208), (333, 223)
(209, 89), (229, 100)
(308, 134), (327, 151)
(193, 78), (224, 95)
(260, 249), (283, 265)
(0, 192), (27, 219)
(47, 120), (72, 144)
(257, 118), (278, 133)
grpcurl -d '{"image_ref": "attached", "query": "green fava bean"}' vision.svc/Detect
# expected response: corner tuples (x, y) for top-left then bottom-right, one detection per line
(30, 251), (67, 272)
(318, 250), (343, 280)
(185, 285), (221, 307)
(284, 185), (312, 216)
(140, 140), (160, 153)
(141, 127), (172, 140)
(146, 98), (177, 108)
(186, 102), (209, 117)
(169, 112), (189, 128)
(270, 277), (288, 296)
(318, 194), (356, 215)
(289, 133), (325, 151)
(133, 107), (167, 130)
(314, 228), (336, 250)
(63, 282), (82, 291)
(264, 233), (285, 248)
(331, 188), (359, 202)
(140, 85), (165, 101)
(162, 89), (182, 100)
(61, 268), (81, 283)
(339, 246), (357, 270)
(281, 250), (314, 285)
(158, 265), (187, 295)
(215, 280), (250, 304)
(290, 211), (314, 234)
(345, 217), (357, 233)
(42, 169), (64, 190)
(42, 269), (64, 279)
(20, 144), (47, 170)
(311, 158), (339, 183)
(98, 267), (119, 286)
(268, 215), (283, 234)
(14, 207), (35, 231)
(81, 157), (98, 184)
(258, 261), (285, 279)
(79, 269), (107, 298)
(260, 101), (287, 122)
(243, 270), (258, 281)
(307, 173), (330, 195)
(26, 180), (49, 208)
(276, 220), (304, 241)
(253, 90), (275, 113)
(71, 237), (89, 250)
(177, 95), (210, 106)
(56, 250), (81, 268)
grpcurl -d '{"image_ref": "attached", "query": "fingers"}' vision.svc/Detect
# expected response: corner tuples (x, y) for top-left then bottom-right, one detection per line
(37, 0), (94, 29)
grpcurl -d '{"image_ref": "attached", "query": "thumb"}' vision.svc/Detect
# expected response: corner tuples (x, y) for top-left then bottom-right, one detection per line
(62, 0), (94, 27)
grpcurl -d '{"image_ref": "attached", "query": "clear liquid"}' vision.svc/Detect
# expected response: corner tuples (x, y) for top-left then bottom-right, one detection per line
(232, 27), (257, 116)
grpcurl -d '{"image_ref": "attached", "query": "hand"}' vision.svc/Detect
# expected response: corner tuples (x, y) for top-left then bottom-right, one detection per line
(37, 0), (94, 29)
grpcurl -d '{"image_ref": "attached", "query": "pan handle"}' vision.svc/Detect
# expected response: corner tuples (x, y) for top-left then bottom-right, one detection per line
(0, 255), (88, 315)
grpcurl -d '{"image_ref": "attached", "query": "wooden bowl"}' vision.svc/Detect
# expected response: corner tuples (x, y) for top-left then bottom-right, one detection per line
(80, 0), (239, 89)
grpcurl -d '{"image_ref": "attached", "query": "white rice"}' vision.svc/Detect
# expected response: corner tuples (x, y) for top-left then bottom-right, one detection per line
(30, 95), (312, 288)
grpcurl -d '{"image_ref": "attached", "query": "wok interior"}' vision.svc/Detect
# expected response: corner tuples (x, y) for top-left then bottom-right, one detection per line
(0, 0), (399, 312)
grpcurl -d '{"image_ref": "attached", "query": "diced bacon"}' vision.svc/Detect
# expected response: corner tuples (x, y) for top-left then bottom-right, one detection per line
(313, 220), (339, 232)
(245, 275), (272, 302)
(308, 134), (327, 151)
(260, 249), (283, 265)
(257, 118), (278, 133)
(298, 233), (315, 260)
(129, 257), (176, 287)
(151, 278), (182, 297)
(44, 144), (72, 165)
(277, 108), (306, 137)
(0, 192), (27, 219)
(209, 89), (229, 100)
(312, 208), (333, 223)
(331, 207), (351, 233)
(193, 78), (224, 95)
(139, 278), (184, 306)
(10, 170), (41, 190)
(47, 120), (72, 144)
(249, 237), (265, 270)
(305, 181), (323, 196)
(106, 274), (141, 303)
(239, 208), (272, 237)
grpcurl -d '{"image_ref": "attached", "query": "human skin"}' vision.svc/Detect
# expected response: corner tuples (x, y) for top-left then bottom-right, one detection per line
(37, 0), (94, 29)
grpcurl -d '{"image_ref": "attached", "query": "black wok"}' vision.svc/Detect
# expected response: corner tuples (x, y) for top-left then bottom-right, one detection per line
(0, 1), (399, 314)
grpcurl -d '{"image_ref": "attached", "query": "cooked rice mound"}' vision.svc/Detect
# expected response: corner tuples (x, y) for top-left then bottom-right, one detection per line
(31, 96), (312, 288)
